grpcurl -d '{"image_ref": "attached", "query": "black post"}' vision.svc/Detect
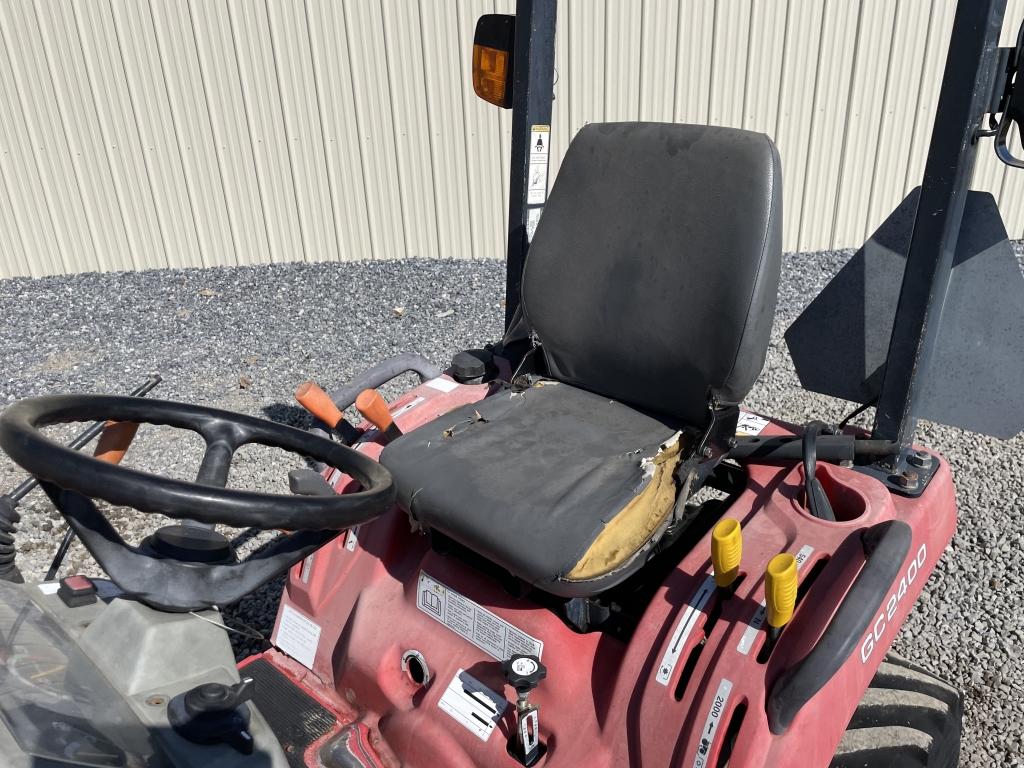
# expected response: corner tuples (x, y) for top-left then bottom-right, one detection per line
(871, 0), (1007, 461)
(504, 0), (557, 330)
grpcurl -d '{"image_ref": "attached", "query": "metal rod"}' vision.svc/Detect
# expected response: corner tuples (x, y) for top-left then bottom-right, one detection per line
(504, 0), (558, 329)
(871, 0), (1007, 460)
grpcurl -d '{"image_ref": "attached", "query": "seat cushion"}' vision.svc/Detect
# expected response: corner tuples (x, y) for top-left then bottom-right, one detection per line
(380, 382), (685, 597)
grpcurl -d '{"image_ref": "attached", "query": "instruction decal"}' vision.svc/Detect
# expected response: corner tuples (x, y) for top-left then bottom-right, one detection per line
(527, 125), (550, 204)
(656, 574), (716, 686)
(425, 377), (459, 393)
(275, 604), (322, 669)
(438, 668), (508, 741)
(391, 396), (425, 419)
(736, 410), (771, 436)
(417, 572), (543, 661)
(736, 545), (815, 655)
(526, 207), (543, 242)
(693, 678), (734, 768)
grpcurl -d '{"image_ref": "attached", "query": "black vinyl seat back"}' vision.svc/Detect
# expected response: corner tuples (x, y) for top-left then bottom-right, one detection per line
(521, 122), (783, 427)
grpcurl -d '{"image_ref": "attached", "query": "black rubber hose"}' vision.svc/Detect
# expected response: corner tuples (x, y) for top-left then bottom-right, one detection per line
(327, 353), (441, 413)
(803, 421), (837, 522)
(0, 496), (23, 583)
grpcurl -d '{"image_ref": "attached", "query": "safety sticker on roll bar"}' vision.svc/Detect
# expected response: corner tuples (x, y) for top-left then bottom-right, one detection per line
(656, 574), (716, 686)
(417, 572), (543, 661)
(693, 678), (733, 768)
(736, 545), (815, 655)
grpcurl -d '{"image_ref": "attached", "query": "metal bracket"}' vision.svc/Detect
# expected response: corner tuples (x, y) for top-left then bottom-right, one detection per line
(981, 20), (1024, 167)
(854, 448), (940, 498)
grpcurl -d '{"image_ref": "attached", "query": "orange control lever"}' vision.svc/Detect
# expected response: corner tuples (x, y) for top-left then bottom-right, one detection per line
(295, 381), (347, 428)
(93, 421), (140, 465)
(355, 389), (403, 444)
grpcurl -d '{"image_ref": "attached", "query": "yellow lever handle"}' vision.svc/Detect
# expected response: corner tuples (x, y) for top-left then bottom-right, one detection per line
(711, 518), (743, 588)
(765, 553), (798, 628)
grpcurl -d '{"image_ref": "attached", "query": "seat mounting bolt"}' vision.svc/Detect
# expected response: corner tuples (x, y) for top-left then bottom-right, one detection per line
(907, 450), (933, 469)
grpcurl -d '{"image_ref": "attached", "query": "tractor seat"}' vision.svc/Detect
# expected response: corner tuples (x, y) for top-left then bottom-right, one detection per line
(382, 123), (782, 597)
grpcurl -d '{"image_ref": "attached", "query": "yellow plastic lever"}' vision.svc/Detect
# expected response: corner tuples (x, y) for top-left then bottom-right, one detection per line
(765, 553), (798, 628)
(711, 518), (743, 588)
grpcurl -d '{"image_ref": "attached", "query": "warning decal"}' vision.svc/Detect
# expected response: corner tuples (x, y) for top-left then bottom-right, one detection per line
(693, 678), (733, 768)
(656, 574), (716, 686)
(527, 125), (550, 204)
(417, 572), (543, 661)
(274, 604), (322, 670)
(526, 207), (543, 242)
(438, 668), (508, 742)
(736, 410), (771, 436)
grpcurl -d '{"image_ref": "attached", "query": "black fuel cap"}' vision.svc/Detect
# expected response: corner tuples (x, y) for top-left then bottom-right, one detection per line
(502, 654), (547, 695)
(450, 349), (493, 383)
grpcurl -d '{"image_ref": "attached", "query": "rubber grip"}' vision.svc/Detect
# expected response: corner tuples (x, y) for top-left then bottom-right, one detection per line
(711, 518), (742, 588)
(93, 421), (139, 465)
(765, 553), (798, 628)
(295, 381), (345, 428)
(355, 389), (395, 432)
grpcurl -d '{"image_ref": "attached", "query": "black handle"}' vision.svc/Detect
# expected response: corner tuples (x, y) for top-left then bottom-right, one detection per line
(729, 434), (897, 462)
(766, 520), (913, 734)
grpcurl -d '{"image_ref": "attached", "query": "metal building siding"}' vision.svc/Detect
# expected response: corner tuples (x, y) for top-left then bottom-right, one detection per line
(0, 1), (1022, 278)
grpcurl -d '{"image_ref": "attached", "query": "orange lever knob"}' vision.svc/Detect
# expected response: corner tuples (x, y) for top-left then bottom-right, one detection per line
(93, 421), (140, 465)
(355, 389), (395, 432)
(295, 381), (346, 428)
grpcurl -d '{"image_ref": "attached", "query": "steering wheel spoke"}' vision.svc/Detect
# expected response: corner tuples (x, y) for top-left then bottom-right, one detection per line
(195, 420), (249, 487)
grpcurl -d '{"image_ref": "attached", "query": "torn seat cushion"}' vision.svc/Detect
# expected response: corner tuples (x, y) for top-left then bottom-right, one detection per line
(380, 381), (685, 597)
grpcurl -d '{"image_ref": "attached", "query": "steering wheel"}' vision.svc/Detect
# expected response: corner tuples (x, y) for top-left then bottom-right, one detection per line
(0, 394), (395, 611)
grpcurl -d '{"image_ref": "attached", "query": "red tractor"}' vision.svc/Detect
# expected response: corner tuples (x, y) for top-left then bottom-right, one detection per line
(0, 1), (1021, 766)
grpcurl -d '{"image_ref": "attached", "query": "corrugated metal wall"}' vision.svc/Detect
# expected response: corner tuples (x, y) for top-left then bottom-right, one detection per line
(0, 1), (1022, 278)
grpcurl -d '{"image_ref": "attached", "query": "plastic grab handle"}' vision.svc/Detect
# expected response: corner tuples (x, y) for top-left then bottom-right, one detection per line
(93, 421), (140, 465)
(295, 381), (346, 428)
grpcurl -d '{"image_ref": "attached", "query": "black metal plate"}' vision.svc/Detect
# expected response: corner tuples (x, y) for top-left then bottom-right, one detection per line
(785, 189), (1024, 439)
(243, 658), (337, 768)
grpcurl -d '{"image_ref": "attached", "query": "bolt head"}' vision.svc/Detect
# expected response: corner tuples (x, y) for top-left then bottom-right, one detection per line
(907, 450), (933, 469)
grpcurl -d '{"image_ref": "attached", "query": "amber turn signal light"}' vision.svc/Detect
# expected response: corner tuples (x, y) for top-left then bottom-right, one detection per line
(472, 14), (514, 108)
(473, 45), (511, 107)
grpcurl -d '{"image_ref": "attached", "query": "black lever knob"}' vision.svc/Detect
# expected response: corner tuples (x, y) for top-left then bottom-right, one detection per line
(169, 678), (256, 755)
(502, 655), (546, 696)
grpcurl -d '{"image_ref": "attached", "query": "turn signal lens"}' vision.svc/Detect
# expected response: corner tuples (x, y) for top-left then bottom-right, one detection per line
(711, 519), (743, 588)
(473, 44), (511, 108)
(765, 553), (798, 628)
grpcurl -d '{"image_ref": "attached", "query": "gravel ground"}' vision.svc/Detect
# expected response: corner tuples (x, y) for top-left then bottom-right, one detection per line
(1, 249), (1022, 765)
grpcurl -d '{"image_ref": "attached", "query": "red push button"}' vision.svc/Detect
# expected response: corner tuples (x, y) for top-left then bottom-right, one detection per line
(58, 575), (97, 607)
